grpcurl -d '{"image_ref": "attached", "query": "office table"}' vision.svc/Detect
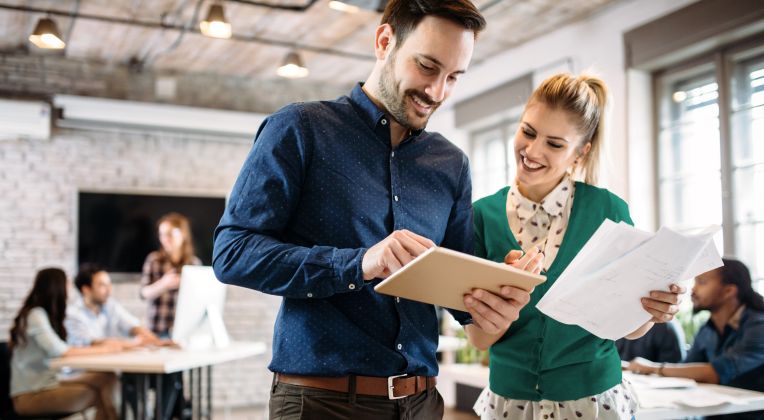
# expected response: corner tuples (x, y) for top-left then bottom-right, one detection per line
(50, 341), (266, 420)
(438, 363), (764, 419)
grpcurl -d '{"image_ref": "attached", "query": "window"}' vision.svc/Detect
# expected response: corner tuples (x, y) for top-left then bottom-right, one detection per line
(470, 121), (518, 200)
(655, 41), (764, 291)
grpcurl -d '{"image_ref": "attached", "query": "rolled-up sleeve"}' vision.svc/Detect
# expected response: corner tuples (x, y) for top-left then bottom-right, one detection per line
(213, 105), (366, 299)
(28, 308), (69, 357)
(709, 320), (764, 385)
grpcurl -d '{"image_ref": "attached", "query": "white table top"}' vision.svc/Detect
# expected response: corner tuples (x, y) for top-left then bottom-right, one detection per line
(438, 363), (764, 419)
(50, 341), (266, 374)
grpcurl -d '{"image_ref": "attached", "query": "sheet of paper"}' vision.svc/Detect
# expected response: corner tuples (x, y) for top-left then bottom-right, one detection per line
(536, 221), (722, 340)
(626, 373), (697, 389)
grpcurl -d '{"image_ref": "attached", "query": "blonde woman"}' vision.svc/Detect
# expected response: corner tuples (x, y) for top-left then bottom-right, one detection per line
(465, 74), (685, 419)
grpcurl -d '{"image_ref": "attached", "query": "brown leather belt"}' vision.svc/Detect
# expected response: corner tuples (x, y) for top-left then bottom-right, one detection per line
(275, 373), (437, 400)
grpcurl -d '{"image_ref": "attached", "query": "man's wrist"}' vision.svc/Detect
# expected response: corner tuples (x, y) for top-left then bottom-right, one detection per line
(657, 363), (666, 376)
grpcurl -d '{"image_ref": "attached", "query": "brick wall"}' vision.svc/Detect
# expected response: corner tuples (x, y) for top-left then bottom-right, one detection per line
(0, 49), (356, 409)
(0, 127), (282, 408)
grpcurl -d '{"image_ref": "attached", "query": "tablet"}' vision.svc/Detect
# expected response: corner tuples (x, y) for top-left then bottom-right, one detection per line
(373, 247), (546, 312)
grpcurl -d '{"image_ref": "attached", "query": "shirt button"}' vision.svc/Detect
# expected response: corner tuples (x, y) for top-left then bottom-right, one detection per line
(348, 284), (356, 290)
(394, 195), (399, 202)
(395, 297), (400, 303)
(391, 151), (395, 158)
(397, 344), (402, 350)
(307, 293), (313, 298)
(381, 118), (387, 125)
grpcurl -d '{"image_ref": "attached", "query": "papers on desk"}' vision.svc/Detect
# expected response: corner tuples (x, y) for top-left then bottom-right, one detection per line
(627, 374), (697, 389)
(636, 388), (752, 409)
(537, 220), (723, 340)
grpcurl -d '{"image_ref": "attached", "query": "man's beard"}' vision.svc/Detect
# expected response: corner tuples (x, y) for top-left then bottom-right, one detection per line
(377, 50), (439, 131)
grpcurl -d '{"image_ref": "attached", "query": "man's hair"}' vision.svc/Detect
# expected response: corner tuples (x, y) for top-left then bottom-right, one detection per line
(381, 0), (486, 48)
(74, 263), (105, 292)
(718, 258), (764, 311)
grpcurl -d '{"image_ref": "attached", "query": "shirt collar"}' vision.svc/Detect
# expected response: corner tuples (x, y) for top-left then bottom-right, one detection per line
(729, 305), (746, 330)
(348, 83), (425, 141)
(510, 175), (574, 220)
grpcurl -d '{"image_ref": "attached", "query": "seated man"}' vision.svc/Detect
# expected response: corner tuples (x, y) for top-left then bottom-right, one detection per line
(616, 320), (686, 363)
(627, 258), (764, 418)
(66, 263), (160, 347)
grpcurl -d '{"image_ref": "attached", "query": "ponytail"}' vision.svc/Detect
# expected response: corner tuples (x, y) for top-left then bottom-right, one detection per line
(719, 258), (764, 311)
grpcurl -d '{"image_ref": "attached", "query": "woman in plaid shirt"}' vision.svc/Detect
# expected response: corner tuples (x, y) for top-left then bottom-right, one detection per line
(139, 212), (200, 337)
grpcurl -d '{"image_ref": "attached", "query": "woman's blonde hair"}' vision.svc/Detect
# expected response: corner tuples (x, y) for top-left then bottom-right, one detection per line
(157, 212), (196, 266)
(526, 73), (609, 185)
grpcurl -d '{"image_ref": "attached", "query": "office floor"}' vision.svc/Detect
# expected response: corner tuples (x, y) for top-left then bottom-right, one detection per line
(212, 405), (479, 419)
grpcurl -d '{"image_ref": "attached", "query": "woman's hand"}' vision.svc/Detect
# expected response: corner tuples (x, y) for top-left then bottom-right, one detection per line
(641, 284), (685, 323)
(158, 272), (181, 291)
(504, 247), (544, 274)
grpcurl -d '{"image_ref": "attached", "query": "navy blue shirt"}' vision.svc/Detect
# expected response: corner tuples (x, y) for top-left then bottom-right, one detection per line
(213, 84), (473, 377)
(685, 306), (764, 388)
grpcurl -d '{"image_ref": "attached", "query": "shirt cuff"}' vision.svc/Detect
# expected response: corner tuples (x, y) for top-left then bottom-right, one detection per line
(446, 308), (473, 326)
(710, 357), (735, 385)
(333, 247), (367, 293)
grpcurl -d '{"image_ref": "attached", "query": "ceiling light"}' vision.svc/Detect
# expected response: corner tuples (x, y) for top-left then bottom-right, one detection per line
(672, 91), (687, 103)
(29, 17), (66, 49)
(328, 1), (361, 13)
(277, 52), (309, 79)
(200, 4), (232, 39)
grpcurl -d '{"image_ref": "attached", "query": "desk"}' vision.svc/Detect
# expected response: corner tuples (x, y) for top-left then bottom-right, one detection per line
(437, 364), (764, 419)
(50, 341), (266, 420)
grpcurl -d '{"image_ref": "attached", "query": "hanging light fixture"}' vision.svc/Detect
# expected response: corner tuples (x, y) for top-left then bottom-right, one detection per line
(328, 1), (360, 13)
(200, 3), (232, 39)
(277, 51), (309, 79)
(28, 17), (66, 49)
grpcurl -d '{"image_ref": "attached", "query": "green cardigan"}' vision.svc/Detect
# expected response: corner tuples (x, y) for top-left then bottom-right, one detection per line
(473, 182), (633, 401)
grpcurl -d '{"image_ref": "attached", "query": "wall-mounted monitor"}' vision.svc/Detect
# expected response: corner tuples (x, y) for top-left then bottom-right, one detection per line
(77, 192), (226, 273)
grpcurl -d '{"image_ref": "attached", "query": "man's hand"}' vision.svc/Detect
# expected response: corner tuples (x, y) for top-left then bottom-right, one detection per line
(464, 286), (531, 334)
(624, 357), (660, 375)
(642, 284), (685, 323)
(362, 230), (435, 281)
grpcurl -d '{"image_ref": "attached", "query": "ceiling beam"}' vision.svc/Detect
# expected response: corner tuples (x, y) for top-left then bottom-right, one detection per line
(0, 3), (374, 61)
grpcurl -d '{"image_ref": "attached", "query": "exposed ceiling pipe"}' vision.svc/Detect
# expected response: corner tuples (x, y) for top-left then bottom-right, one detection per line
(0, 3), (373, 61)
(226, 0), (319, 11)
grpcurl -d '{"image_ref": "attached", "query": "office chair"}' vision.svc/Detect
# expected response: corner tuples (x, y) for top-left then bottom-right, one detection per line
(0, 341), (83, 420)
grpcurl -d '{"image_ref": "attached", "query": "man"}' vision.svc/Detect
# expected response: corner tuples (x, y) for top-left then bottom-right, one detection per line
(627, 259), (764, 402)
(213, 1), (539, 418)
(616, 320), (686, 363)
(68, 264), (178, 419)
(67, 263), (160, 347)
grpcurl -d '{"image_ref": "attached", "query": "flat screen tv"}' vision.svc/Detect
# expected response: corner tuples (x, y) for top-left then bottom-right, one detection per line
(78, 192), (226, 273)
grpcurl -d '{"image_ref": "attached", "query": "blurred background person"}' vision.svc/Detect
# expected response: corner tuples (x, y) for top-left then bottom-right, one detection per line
(8, 267), (123, 420)
(68, 263), (161, 347)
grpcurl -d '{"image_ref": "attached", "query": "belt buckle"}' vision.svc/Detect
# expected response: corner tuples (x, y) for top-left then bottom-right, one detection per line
(387, 373), (408, 400)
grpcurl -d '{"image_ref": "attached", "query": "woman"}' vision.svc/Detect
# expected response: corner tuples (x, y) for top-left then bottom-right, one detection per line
(139, 212), (200, 337)
(9, 268), (122, 420)
(138, 212), (199, 419)
(466, 73), (684, 419)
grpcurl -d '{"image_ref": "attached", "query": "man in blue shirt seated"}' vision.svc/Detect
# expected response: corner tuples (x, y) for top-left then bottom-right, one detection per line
(66, 263), (161, 347)
(626, 258), (764, 416)
(616, 320), (686, 363)
(212, 1), (539, 418)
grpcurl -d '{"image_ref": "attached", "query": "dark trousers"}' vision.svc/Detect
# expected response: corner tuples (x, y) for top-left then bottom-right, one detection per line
(269, 381), (444, 420)
(123, 372), (186, 420)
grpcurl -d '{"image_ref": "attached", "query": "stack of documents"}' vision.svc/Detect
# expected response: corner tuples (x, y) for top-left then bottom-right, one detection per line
(536, 220), (723, 340)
